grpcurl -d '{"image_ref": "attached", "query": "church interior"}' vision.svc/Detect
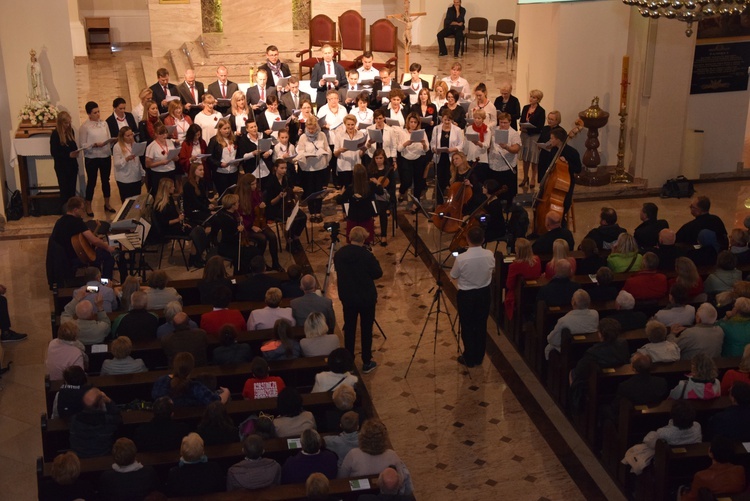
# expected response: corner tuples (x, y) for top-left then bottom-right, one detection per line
(2, 0), (750, 500)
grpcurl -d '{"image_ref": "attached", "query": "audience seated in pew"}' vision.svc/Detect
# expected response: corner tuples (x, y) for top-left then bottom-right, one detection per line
(97, 438), (160, 501)
(688, 229), (719, 268)
(654, 284), (696, 328)
(603, 291), (648, 331)
(145, 270), (182, 310)
(607, 233), (642, 274)
(582, 207), (627, 251)
(248, 287), (296, 331)
(588, 267), (620, 303)
(156, 300), (197, 339)
(162, 312), (209, 366)
(607, 354), (669, 424)
(281, 429), (338, 484)
(668, 303), (724, 361)
(151, 352), (230, 407)
(505, 238), (542, 320)
(114, 290), (159, 341)
(261, 318), (302, 361)
(313, 348), (359, 393)
(536, 260), (581, 307)
(622, 252), (668, 301)
(720, 344), (750, 395)
(359, 467), (411, 501)
(226, 433), (282, 491)
(43, 451), (96, 501)
(133, 396), (190, 453)
(164, 432), (225, 497)
(532, 211), (575, 255)
(51, 366), (90, 419)
(291, 274), (337, 332)
(575, 238), (607, 276)
(243, 356), (286, 400)
(718, 296), (750, 356)
(306, 472), (332, 501)
(669, 257), (706, 302)
(634, 202), (669, 252)
(545, 290), (599, 360)
(544, 239), (576, 280)
(197, 400), (239, 446)
(235, 255), (283, 302)
(325, 410), (361, 468)
(212, 324), (253, 365)
(199, 286), (246, 338)
(76, 266), (118, 313)
(634, 320), (680, 364)
(677, 435), (746, 501)
(199, 256), (234, 305)
(668, 353), (721, 400)
(62, 289), (111, 345)
(100, 336), (147, 375)
(708, 381), (750, 443)
(281, 264), (305, 299)
(47, 322), (87, 381)
(273, 387), (317, 438)
(324, 384), (365, 433)
(705, 250), (742, 296)
(301, 312), (340, 357)
(654, 228), (684, 272)
(69, 387), (122, 459)
(729, 227), (750, 266)
(110, 276), (146, 336)
(675, 195), (728, 251)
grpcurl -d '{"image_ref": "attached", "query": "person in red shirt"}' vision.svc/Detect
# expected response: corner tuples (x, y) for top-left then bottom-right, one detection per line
(679, 435), (745, 501)
(242, 357), (286, 400)
(199, 286), (245, 338)
(622, 252), (668, 301)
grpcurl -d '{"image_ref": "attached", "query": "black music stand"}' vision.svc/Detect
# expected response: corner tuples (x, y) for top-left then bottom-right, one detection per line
(400, 194), (430, 262)
(301, 188), (333, 254)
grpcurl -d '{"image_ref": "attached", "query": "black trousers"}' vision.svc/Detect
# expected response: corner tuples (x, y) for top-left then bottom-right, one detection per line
(486, 168), (517, 206)
(149, 170), (176, 197)
(343, 301), (375, 364)
(248, 226), (280, 266)
(84, 157), (112, 201)
(404, 156), (428, 200)
(437, 27), (464, 56)
(457, 286), (491, 365)
(0, 295), (10, 331)
(116, 181), (143, 203)
(299, 169), (328, 215)
(213, 171), (239, 201)
(435, 154), (451, 205)
(54, 161), (79, 208)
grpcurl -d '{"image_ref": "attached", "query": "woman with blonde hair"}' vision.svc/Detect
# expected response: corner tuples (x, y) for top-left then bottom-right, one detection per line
(505, 238), (542, 319)
(131, 87), (153, 124)
(50, 110), (81, 206)
(607, 233), (643, 273)
(518, 89), (545, 189)
(101, 336), (147, 375)
(296, 114), (332, 222)
(193, 93), (223, 142)
(46, 322), (87, 381)
(165, 432), (225, 496)
(300, 311), (340, 357)
(670, 256), (705, 299)
(669, 352), (720, 400)
(153, 177), (208, 268)
(432, 80), (449, 110)
(228, 90), (249, 135)
(112, 126), (144, 202)
(163, 100), (192, 145)
(721, 344), (750, 395)
(544, 239), (577, 279)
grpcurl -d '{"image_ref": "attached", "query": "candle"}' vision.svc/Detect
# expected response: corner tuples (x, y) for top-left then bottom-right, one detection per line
(620, 56), (629, 111)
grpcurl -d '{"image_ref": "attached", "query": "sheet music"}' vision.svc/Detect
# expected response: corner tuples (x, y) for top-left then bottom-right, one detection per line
(419, 116), (432, 125)
(259, 138), (275, 152)
(385, 118), (400, 127)
(272, 119), (291, 131)
(344, 138), (367, 151)
(165, 95), (181, 102)
(367, 129), (383, 143)
(494, 129), (509, 145)
(323, 74), (337, 83)
(165, 125), (177, 135)
(166, 148), (181, 161)
(465, 132), (479, 143)
(286, 202), (300, 232)
(194, 153), (211, 159)
(357, 122), (372, 130)
(130, 142), (147, 157)
(410, 130), (426, 142)
(276, 77), (289, 88)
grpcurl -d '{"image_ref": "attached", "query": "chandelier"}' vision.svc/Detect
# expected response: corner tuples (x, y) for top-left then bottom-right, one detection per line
(621, 0), (750, 37)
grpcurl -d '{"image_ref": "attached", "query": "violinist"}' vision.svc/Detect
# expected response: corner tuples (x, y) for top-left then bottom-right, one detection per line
(398, 113), (430, 212)
(464, 108), (491, 183)
(212, 193), (261, 271)
(545, 127), (581, 220)
(183, 162), (216, 225)
(336, 163), (381, 245)
(236, 120), (273, 183)
(333, 114), (367, 188)
(487, 112), (521, 206)
(206, 118), (239, 197)
(430, 109), (465, 204)
(264, 159), (307, 253)
(367, 149), (395, 246)
(237, 173), (283, 272)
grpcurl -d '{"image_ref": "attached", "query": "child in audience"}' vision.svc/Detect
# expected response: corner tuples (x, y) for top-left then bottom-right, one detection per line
(242, 357), (286, 400)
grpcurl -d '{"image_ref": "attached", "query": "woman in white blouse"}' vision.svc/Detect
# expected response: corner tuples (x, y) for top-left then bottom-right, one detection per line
(237, 121), (272, 182)
(79, 101), (114, 216)
(257, 95), (283, 139)
(384, 88), (408, 129)
(430, 109), (465, 204)
(398, 113), (430, 210)
(296, 116), (331, 222)
(163, 100), (192, 146)
(433, 81), (449, 111)
(145, 123), (177, 196)
(207, 118), (239, 197)
(131, 87), (153, 124)
(333, 114), (366, 187)
(464, 108), (492, 181)
(112, 127), (144, 202)
(193, 94), (223, 142)
(353, 93), (373, 126)
(229, 90), (249, 135)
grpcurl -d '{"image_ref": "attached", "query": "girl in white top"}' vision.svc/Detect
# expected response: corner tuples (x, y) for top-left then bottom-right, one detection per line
(131, 87), (153, 124)
(229, 90), (249, 135)
(469, 83), (497, 127)
(464, 108), (492, 165)
(433, 81), (449, 111)
(145, 123), (177, 194)
(398, 112), (430, 206)
(79, 101), (115, 215)
(193, 94), (223, 142)
(441, 62), (472, 100)
(296, 116), (331, 220)
(353, 94), (373, 126)
(164, 100), (192, 146)
(273, 128), (297, 164)
(333, 114), (366, 187)
(112, 126), (144, 202)
(316, 90), (348, 145)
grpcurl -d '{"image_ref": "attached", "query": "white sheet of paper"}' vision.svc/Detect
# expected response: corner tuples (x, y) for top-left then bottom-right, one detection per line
(465, 132), (479, 143)
(286, 202), (299, 232)
(367, 129), (383, 143)
(344, 138), (366, 151)
(420, 116), (432, 124)
(130, 142), (147, 157)
(323, 74), (337, 83)
(435, 147), (450, 154)
(385, 118), (400, 127)
(165, 125), (177, 135)
(410, 130), (426, 142)
(349, 478), (371, 491)
(259, 138), (274, 152)
(91, 344), (108, 354)
(194, 153), (211, 159)
(271, 119), (289, 131)
(287, 438), (302, 449)
(166, 148), (181, 161)
(495, 129), (509, 145)
(165, 95), (181, 102)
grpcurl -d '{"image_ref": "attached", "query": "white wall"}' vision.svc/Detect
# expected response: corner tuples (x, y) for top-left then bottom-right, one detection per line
(414, 0), (518, 48)
(79, 0), (150, 44)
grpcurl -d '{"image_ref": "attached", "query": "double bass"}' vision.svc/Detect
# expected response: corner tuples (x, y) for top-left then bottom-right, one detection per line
(432, 161), (477, 233)
(532, 119), (584, 235)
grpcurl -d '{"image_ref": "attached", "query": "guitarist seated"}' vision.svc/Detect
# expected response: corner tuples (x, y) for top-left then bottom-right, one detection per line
(50, 196), (117, 279)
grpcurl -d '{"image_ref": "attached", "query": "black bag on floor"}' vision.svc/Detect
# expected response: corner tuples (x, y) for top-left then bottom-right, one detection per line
(660, 176), (694, 199)
(5, 182), (22, 221)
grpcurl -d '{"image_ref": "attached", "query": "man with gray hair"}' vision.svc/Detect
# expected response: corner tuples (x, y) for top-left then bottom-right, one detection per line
(669, 302), (724, 360)
(280, 428), (338, 484)
(76, 266), (117, 312)
(62, 288), (111, 345)
(290, 274), (336, 333)
(226, 434), (281, 490)
(114, 290), (159, 341)
(654, 228), (684, 272)
(536, 259), (581, 307)
(157, 301), (198, 339)
(604, 290), (648, 331)
(545, 289), (599, 359)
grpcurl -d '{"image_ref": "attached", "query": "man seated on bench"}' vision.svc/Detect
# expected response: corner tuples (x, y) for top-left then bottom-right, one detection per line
(668, 303), (724, 361)
(602, 290), (648, 331)
(536, 260), (580, 307)
(545, 290), (599, 360)
(162, 312), (209, 367)
(114, 291), (158, 341)
(281, 428), (338, 484)
(157, 301), (198, 339)
(69, 387), (122, 458)
(227, 434), (282, 491)
(708, 381), (750, 442)
(582, 207), (627, 251)
(200, 286), (245, 338)
(654, 283), (696, 329)
(133, 396), (190, 452)
(62, 289), (111, 345)
(678, 435), (746, 501)
(605, 353), (669, 424)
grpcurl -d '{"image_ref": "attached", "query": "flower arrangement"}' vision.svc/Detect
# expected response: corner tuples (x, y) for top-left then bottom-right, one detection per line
(19, 102), (58, 126)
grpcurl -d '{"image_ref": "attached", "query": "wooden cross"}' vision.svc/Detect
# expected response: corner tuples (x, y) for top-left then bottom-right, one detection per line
(387, 0), (426, 77)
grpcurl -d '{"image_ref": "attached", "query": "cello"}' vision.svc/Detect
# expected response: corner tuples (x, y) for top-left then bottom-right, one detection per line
(432, 160), (477, 233)
(448, 184), (508, 252)
(532, 119), (584, 235)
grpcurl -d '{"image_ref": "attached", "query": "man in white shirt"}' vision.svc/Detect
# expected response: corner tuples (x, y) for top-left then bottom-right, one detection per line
(370, 67), (393, 110)
(441, 62), (471, 100)
(545, 290), (600, 359)
(450, 226), (495, 367)
(310, 45), (346, 109)
(357, 51), (380, 86)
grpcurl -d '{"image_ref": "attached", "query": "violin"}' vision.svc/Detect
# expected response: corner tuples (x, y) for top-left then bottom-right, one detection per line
(449, 186), (508, 252)
(432, 161), (477, 233)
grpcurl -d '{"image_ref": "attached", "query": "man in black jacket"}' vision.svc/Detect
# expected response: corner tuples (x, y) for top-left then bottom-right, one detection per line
(676, 196), (728, 250)
(149, 67), (180, 114)
(532, 211), (574, 255)
(69, 387), (122, 458)
(634, 202), (669, 251)
(582, 207), (627, 251)
(334, 226), (383, 373)
(436, 0), (466, 57)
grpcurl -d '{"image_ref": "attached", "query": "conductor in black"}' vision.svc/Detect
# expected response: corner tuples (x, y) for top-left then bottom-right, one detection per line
(450, 226), (495, 368)
(333, 225), (383, 374)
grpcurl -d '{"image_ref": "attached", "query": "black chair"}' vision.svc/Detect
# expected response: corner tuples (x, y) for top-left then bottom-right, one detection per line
(443, 32), (465, 56)
(464, 17), (489, 56)
(150, 214), (190, 271)
(489, 19), (515, 57)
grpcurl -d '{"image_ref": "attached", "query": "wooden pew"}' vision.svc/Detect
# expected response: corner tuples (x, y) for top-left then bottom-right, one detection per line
(45, 356), (329, 415)
(41, 392), (339, 461)
(85, 326), (306, 374)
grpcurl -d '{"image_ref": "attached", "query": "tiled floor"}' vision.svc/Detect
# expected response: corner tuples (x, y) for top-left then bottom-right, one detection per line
(4, 33), (750, 501)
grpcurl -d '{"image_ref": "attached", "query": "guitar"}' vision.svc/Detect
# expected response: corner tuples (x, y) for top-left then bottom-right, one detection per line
(71, 233), (96, 265)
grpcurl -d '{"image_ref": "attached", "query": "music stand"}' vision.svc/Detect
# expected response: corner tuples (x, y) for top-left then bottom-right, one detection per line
(301, 188), (334, 254)
(399, 194), (430, 262)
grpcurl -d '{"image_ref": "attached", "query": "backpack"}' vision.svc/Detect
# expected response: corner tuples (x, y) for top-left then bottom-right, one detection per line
(507, 203), (529, 239)
(5, 182), (22, 221)
(660, 176), (695, 199)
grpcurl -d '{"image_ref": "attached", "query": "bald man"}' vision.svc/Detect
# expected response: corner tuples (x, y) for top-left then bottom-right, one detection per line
(177, 69), (205, 119)
(358, 467), (410, 500)
(61, 288), (111, 345)
(69, 387), (122, 458)
(654, 228), (685, 272)
(532, 211), (575, 255)
(290, 275), (336, 332)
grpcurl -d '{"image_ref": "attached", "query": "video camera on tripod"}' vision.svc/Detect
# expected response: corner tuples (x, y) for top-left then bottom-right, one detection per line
(323, 221), (340, 241)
